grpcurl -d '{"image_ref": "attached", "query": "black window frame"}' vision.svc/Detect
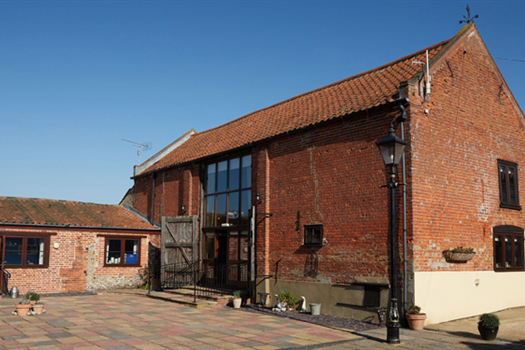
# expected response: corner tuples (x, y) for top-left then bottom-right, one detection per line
(303, 224), (323, 246)
(2, 234), (51, 269)
(103, 236), (141, 267)
(204, 154), (252, 228)
(493, 225), (524, 272)
(498, 160), (521, 210)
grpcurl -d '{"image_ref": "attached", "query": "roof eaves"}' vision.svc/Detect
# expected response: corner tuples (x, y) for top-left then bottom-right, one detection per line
(135, 98), (404, 177)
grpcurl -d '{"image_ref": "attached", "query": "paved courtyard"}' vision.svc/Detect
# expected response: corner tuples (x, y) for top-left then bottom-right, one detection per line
(0, 293), (523, 349)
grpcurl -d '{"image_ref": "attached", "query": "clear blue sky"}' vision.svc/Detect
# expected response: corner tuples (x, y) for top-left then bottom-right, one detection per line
(2, 1), (524, 204)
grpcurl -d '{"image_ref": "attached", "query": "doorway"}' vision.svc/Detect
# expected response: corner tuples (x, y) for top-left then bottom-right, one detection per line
(203, 229), (249, 289)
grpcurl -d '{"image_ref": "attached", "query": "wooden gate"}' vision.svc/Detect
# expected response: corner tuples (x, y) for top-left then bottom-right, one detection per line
(160, 216), (198, 288)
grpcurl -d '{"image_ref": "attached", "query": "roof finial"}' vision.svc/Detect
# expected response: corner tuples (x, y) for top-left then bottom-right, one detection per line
(459, 4), (478, 24)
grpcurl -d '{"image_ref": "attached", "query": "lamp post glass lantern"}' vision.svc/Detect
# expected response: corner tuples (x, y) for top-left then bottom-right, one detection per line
(376, 124), (407, 344)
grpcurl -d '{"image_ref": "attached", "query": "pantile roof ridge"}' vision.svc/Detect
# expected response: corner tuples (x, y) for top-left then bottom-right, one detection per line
(0, 196), (158, 230)
(140, 33), (459, 175)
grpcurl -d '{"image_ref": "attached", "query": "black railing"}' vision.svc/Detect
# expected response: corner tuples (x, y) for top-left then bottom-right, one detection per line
(160, 261), (198, 290)
(160, 262), (249, 301)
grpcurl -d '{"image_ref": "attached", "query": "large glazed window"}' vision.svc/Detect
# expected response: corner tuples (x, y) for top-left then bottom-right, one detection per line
(3, 235), (49, 268)
(493, 225), (524, 271)
(205, 155), (251, 227)
(498, 160), (521, 210)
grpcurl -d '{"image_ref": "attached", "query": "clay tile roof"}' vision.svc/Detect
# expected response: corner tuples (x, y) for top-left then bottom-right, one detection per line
(141, 38), (452, 175)
(0, 197), (158, 230)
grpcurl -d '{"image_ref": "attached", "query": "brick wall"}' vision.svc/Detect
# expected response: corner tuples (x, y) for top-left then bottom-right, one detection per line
(409, 28), (525, 272)
(133, 110), (406, 286)
(254, 106), (404, 284)
(2, 226), (160, 295)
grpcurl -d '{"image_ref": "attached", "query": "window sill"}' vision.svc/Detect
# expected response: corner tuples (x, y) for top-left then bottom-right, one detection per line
(103, 264), (141, 268)
(4, 265), (48, 269)
(500, 203), (522, 210)
(301, 244), (323, 250)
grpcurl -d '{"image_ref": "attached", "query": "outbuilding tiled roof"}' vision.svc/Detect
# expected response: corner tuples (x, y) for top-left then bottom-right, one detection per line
(140, 37), (455, 175)
(0, 197), (157, 230)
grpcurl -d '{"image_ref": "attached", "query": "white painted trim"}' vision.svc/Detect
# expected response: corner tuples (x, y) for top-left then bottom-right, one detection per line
(414, 271), (525, 325)
(134, 129), (196, 176)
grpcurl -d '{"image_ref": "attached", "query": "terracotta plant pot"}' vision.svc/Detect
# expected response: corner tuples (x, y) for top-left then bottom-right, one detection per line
(232, 298), (242, 308)
(15, 304), (31, 316)
(32, 304), (44, 315)
(478, 325), (499, 341)
(406, 313), (427, 330)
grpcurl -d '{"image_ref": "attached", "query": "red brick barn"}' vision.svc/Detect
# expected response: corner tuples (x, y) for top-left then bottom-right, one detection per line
(130, 24), (525, 325)
(0, 197), (160, 295)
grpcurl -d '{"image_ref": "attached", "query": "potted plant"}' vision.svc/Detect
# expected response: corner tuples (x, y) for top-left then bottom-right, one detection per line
(478, 313), (500, 340)
(277, 289), (297, 311)
(15, 298), (31, 316)
(232, 290), (242, 309)
(24, 291), (40, 305)
(405, 305), (427, 330)
(443, 247), (476, 263)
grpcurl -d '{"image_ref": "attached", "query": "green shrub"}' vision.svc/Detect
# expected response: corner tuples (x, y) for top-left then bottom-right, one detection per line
(233, 290), (242, 298)
(277, 289), (297, 308)
(478, 313), (500, 327)
(25, 291), (40, 301)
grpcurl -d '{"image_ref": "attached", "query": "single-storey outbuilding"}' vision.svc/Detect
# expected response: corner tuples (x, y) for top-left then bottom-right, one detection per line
(0, 196), (160, 295)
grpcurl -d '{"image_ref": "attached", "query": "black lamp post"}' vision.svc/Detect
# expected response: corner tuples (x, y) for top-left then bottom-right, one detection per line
(376, 124), (408, 344)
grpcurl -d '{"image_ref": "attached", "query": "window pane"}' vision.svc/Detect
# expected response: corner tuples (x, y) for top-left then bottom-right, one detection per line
(217, 161), (227, 192)
(5, 237), (23, 265)
(240, 231), (248, 260)
(206, 164), (216, 193)
(205, 234), (214, 260)
(515, 237), (522, 268)
(124, 240), (139, 264)
(206, 196), (215, 226)
(107, 239), (121, 264)
(228, 191), (239, 224)
(313, 228), (321, 243)
(240, 190), (251, 225)
(229, 158), (240, 191)
(500, 165), (508, 203)
(241, 155), (251, 189)
(229, 232), (238, 261)
(509, 167), (516, 203)
(216, 194), (227, 226)
(494, 236), (502, 268)
(26, 238), (45, 265)
(505, 236), (512, 268)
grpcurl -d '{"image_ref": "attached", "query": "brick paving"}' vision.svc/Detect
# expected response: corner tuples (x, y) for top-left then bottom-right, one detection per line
(0, 293), (523, 349)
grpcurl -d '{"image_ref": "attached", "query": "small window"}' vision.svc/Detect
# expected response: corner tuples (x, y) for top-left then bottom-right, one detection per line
(493, 226), (524, 271)
(105, 237), (140, 266)
(3, 235), (49, 268)
(304, 225), (323, 246)
(498, 160), (521, 210)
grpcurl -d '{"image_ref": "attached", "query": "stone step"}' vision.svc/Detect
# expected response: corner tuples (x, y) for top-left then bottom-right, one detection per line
(162, 287), (233, 306)
(146, 290), (218, 308)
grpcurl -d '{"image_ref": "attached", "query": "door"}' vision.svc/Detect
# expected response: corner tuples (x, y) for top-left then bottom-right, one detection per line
(202, 229), (248, 288)
(160, 216), (198, 288)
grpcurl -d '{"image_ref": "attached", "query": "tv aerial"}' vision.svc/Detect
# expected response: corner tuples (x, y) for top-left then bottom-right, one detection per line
(122, 139), (152, 164)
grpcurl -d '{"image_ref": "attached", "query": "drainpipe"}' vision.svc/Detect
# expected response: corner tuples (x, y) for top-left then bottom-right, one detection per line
(400, 122), (407, 316)
(395, 95), (408, 316)
(151, 172), (156, 225)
